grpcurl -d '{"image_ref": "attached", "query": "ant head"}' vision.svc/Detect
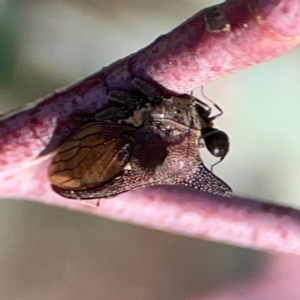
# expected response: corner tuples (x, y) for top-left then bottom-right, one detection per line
(202, 127), (229, 160)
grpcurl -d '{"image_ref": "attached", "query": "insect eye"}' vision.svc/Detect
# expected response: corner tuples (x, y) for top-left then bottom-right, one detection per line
(202, 127), (229, 159)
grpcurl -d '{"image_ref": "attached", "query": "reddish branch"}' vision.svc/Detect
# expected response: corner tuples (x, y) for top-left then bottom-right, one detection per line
(1, 0), (300, 254)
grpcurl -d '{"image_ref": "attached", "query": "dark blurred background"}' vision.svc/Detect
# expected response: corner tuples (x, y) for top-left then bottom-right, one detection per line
(1, 1), (300, 299)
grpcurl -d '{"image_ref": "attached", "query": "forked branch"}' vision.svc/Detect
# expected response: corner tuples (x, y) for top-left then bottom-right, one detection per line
(1, 0), (300, 254)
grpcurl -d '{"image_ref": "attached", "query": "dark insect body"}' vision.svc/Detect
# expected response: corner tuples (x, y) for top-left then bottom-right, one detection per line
(48, 77), (231, 199)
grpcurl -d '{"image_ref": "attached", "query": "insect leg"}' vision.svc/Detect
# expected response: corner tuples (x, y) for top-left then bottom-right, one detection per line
(131, 77), (161, 103)
(94, 107), (130, 122)
(198, 86), (224, 121)
(206, 102), (223, 122)
(80, 200), (100, 207)
(108, 90), (142, 109)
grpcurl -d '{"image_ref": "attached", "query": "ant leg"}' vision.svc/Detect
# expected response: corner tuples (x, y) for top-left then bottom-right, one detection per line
(127, 59), (163, 103)
(210, 157), (224, 172)
(101, 66), (144, 109)
(206, 102), (223, 122)
(198, 86), (224, 121)
(108, 90), (141, 109)
(131, 77), (161, 103)
(95, 90), (144, 122)
(80, 200), (100, 207)
(94, 107), (130, 122)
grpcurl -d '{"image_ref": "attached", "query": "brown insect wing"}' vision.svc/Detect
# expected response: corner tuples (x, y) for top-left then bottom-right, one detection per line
(48, 122), (135, 191)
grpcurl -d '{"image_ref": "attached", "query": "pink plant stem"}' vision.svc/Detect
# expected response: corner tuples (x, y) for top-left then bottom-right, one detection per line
(1, 0), (300, 254)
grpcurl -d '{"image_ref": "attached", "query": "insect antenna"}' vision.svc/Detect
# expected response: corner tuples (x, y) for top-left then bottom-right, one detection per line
(210, 157), (224, 172)
(199, 86), (224, 122)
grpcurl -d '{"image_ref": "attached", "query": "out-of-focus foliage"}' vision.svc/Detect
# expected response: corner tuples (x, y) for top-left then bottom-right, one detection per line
(0, 22), (17, 84)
